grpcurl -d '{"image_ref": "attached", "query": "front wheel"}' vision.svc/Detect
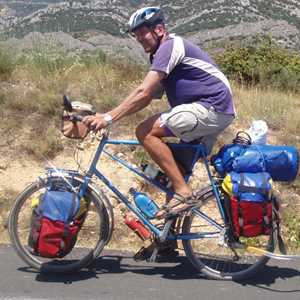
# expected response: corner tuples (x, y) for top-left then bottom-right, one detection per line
(8, 175), (110, 273)
(182, 186), (275, 280)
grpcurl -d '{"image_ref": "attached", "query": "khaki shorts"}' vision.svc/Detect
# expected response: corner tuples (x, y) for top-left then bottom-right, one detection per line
(160, 102), (234, 153)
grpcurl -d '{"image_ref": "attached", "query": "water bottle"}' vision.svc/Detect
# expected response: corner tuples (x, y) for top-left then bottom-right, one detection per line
(141, 163), (172, 188)
(129, 188), (159, 219)
(124, 212), (151, 240)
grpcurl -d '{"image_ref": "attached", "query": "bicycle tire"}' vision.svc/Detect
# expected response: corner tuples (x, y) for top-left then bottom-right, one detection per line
(182, 186), (275, 280)
(8, 175), (110, 273)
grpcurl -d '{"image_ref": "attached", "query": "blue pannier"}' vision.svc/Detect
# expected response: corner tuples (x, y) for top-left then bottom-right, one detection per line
(222, 171), (272, 202)
(40, 189), (80, 222)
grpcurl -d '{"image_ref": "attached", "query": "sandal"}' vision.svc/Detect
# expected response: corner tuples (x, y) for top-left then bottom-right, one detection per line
(155, 193), (198, 219)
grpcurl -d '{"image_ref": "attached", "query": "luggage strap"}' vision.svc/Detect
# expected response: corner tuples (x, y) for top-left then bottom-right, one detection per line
(237, 173), (270, 197)
(237, 173), (271, 236)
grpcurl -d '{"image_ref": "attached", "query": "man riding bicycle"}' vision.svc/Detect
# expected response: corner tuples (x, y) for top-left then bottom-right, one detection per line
(83, 6), (235, 219)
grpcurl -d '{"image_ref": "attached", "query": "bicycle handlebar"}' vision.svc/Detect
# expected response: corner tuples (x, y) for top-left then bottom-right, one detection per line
(69, 114), (83, 122)
(63, 94), (111, 136)
(63, 95), (73, 112)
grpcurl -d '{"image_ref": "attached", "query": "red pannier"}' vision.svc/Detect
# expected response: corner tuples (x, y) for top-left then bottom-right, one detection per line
(230, 197), (272, 237)
(28, 189), (86, 258)
(30, 217), (83, 258)
(222, 172), (273, 238)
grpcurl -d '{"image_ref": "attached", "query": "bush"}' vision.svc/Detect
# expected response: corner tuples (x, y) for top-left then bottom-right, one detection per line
(216, 36), (300, 92)
(19, 50), (75, 75)
(79, 49), (107, 68)
(0, 46), (15, 78)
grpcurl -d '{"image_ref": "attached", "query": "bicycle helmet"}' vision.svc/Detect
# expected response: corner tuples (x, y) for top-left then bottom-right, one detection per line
(128, 7), (165, 32)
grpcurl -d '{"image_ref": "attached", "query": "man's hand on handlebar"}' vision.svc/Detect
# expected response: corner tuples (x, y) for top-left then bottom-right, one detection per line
(82, 113), (109, 131)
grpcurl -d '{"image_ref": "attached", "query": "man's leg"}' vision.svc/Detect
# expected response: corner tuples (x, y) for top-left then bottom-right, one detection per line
(136, 114), (192, 200)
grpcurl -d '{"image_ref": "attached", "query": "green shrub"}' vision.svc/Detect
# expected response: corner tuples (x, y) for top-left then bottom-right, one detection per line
(38, 93), (62, 116)
(79, 49), (107, 68)
(24, 51), (74, 75)
(0, 47), (15, 78)
(16, 39), (76, 75)
(216, 36), (300, 92)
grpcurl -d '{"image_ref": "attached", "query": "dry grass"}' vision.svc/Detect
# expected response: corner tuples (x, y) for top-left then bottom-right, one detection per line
(0, 51), (145, 159)
(233, 82), (300, 131)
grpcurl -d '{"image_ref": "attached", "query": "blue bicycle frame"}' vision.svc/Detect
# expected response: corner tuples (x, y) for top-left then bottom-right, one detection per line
(70, 130), (226, 241)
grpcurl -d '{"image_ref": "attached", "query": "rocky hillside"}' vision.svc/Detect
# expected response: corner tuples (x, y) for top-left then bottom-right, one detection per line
(0, 0), (300, 62)
(0, 1), (300, 59)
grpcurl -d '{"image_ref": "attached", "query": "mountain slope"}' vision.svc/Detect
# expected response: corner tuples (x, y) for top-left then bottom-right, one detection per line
(0, 0), (299, 51)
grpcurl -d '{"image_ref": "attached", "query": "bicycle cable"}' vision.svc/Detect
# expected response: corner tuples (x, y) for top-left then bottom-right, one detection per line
(73, 132), (101, 174)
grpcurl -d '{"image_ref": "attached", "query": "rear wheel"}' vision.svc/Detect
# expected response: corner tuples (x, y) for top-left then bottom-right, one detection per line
(8, 176), (110, 273)
(182, 187), (275, 280)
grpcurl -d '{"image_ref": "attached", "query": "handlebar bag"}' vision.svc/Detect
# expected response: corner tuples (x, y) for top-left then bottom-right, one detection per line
(61, 101), (95, 139)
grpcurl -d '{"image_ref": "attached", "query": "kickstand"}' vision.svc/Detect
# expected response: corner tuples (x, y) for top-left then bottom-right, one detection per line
(147, 217), (176, 262)
(229, 245), (240, 262)
(148, 247), (159, 262)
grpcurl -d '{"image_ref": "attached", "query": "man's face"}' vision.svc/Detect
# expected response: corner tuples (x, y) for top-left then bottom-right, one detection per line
(132, 26), (159, 54)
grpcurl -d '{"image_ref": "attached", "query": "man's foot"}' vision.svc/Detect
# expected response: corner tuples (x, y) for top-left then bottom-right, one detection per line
(155, 193), (198, 219)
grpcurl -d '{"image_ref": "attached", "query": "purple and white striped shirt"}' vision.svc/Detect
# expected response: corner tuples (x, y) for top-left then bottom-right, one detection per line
(150, 35), (235, 115)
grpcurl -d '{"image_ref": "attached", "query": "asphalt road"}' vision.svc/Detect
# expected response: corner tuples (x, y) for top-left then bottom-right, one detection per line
(0, 245), (299, 300)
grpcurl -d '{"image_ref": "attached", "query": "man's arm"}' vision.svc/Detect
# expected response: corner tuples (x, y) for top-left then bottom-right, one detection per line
(83, 70), (165, 130)
(108, 70), (165, 121)
(152, 82), (165, 100)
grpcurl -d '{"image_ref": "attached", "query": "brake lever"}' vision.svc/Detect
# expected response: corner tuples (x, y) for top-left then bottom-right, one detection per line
(69, 114), (83, 122)
(63, 95), (73, 112)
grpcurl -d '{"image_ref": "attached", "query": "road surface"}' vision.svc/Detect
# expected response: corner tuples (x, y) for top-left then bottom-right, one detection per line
(0, 245), (299, 300)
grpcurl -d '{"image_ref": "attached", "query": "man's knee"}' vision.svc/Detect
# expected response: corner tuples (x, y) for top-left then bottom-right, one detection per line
(136, 115), (165, 143)
(135, 121), (148, 143)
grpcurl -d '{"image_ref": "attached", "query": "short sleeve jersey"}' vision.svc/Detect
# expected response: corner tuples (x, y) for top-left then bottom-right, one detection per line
(150, 35), (235, 115)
